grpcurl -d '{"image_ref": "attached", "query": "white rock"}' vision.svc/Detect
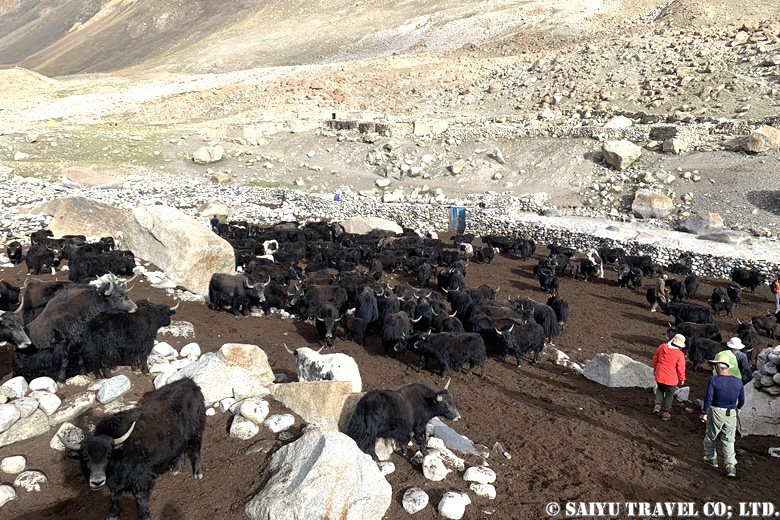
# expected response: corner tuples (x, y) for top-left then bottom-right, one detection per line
(1, 376), (28, 399)
(582, 353), (655, 388)
(149, 363), (174, 375)
(64, 375), (92, 387)
(377, 461), (395, 476)
(0, 404), (21, 433)
(168, 358), (194, 371)
(426, 437), (465, 470)
(245, 429), (391, 520)
(0, 410), (50, 448)
(206, 408), (216, 417)
(14, 470), (47, 492)
(375, 178), (391, 188)
(470, 483), (496, 499)
(603, 115), (633, 128)
(152, 342), (178, 359)
(0, 484), (16, 507)
(98, 375), (132, 404)
(13, 151), (30, 161)
(154, 372), (172, 390)
(403, 487), (429, 514)
(192, 145), (224, 164)
(28, 377), (58, 394)
(239, 398), (270, 426)
(422, 451), (450, 481)
(631, 189), (675, 219)
(122, 205), (235, 296)
(29, 391), (61, 415)
(50, 422), (85, 452)
(49, 392), (96, 425)
(233, 379), (271, 401)
(12, 397), (38, 419)
(166, 343), (274, 406)
(438, 491), (470, 520)
(264, 414), (295, 433)
(463, 465), (496, 484)
(180, 343), (201, 358)
(230, 415), (260, 440)
(374, 437), (396, 461)
(0, 455), (26, 474)
(602, 140), (641, 170)
(340, 216), (402, 235)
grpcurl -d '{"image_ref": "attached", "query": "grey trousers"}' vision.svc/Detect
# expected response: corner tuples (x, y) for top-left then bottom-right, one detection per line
(703, 407), (737, 466)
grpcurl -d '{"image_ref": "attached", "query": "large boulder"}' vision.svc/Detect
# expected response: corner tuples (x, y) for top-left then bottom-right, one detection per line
(602, 140), (642, 170)
(582, 353), (655, 389)
(270, 381), (360, 432)
(61, 167), (123, 189)
(677, 212), (724, 234)
(166, 343), (274, 406)
(0, 410), (49, 448)
(121, 204), (234, 295)
(340, 217), (402, 235)
(632, 189), (675, 219)
(741, 125), (780, 153)
(245, 429), (391, 520)
(739, 384), (780, 437)
(32, 196), (127, 238)
(192, 145), (224, 164)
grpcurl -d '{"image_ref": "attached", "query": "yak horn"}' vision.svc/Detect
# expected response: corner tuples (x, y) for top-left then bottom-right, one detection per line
(441, 287), (449, 293)
(411, 315), (422, 323)
(316, 317), (325, 322)
(58, 434), (82, 451)
(449, 311), (457, 318)
(443, 378), (451, 390)
(283, 343), (295, 355)
(14, 295), (24, 314)
(426, 291), (432, 298)
(126, 285), (135, 292)
(737, 318), (742, 324)
(495, 286), (500, 293)
(317, 346), (325, 353)
(125, 273), (139, 284)
(169, 301), (180, 311)
(509, 324), (514, 332)
(113, 421), (136, 446)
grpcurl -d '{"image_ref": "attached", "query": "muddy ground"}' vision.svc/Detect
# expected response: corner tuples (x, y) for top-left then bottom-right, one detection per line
(1, 247), (779, 520)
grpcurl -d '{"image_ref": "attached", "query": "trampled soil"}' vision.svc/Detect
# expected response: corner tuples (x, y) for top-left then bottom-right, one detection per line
(1, 247), (779, 520)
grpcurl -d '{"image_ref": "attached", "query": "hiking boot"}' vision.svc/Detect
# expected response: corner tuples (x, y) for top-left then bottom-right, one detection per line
(703, 456), (718, 468)
(660, 411), (671, 421)
(652, 404), (661, 415)
(725, 464), (736, 478)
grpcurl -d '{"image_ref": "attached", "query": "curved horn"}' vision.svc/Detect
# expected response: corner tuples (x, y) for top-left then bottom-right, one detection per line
(495, 286), (500, 293)
(432, 309), (441, 317)
(316, 317), (325, 322)
(125, 273), (139, 284)
(316, 346), (325, 353)
(737, 318), (742, 324)
(494, 327), (501, 334)
(441, 287), (449, 293)
(411, 315), (422, 323)
(508, 324), (514, 333)
(126, 285), (135, 292)
(58, 434), (82, 451)
(14, 295), (24, 314)
(169, 300), (180, 311)
(443, 378), (451, 390)
(113, 421), (136, 446)
(426, 291), (432, 298)
(334, 316), (343, 322)
(283, 343), (295, 355)
(449, 311), (457, 318)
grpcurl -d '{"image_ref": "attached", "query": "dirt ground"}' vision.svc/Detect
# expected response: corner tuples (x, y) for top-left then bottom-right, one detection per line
(1, 246), (779, 520)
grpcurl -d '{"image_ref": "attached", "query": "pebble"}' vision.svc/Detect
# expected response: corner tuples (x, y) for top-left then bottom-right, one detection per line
(0, 405), (22, 434)
(0, 455), (26, 474)
(239, 398), (270, 426)
(97, 375), (132, 404)
(0, 484), (16, 507)
(1, 376), (28, 399)
(28, 377), (57, 394)
(422, 452), (450, 481)
(180, 343), (201, 358)
(264, 414), (295, 433)
(402, 488), (429, 514)
(50, 422), (85, 451)
(14, 470), (47, 492)
(463, 465), (497, 484)
(438, 491), (471, 520)
(229, 415), (259, 440)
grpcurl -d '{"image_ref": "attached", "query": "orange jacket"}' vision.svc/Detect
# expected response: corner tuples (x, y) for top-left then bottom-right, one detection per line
(652, 343), (686, 386)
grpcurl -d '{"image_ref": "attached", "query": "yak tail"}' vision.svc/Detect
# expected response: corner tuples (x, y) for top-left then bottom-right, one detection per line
(346, 400), (380, 455)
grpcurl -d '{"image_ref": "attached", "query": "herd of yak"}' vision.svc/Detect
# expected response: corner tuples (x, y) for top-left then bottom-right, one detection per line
(0, 221), (778, 520)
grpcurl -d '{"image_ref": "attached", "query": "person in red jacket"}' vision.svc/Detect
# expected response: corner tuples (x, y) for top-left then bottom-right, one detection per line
(652, 334), (687, 420)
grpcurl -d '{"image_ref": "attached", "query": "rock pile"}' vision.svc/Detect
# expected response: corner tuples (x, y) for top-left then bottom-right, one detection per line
(753, 346), (780, 396)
